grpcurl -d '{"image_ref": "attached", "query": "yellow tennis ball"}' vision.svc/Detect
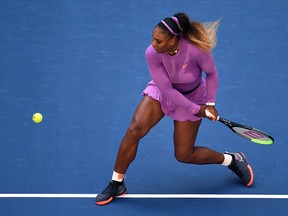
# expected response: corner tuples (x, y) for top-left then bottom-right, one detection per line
(33, 113), (43, 123)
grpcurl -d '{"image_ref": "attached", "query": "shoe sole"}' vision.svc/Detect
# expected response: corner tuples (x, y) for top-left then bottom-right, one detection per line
(246, 164), (254, 187)
(95, 191), (127, 206)
(239, 152), (254, 187)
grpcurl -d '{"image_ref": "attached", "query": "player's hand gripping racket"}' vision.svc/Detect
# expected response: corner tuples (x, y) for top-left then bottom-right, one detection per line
(205, 110), (274, 145)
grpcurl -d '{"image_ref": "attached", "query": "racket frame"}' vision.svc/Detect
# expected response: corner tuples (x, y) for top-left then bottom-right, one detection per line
(216, 116), (274, 145)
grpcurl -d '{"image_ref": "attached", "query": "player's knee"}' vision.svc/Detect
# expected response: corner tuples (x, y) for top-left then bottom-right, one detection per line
(126, 120), (146, 140)
(174, 151), (190, 163)
(174, 147), (196, 163)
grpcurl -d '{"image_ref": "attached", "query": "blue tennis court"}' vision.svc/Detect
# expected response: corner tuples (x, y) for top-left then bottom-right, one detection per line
(1, 0), (288, 215)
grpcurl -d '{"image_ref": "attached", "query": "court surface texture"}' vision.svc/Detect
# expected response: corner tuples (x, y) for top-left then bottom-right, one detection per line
(1, 0), (288, 215)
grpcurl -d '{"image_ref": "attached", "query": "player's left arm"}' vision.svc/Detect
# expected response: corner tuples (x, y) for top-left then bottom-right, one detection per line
(197, 51), (219, 121)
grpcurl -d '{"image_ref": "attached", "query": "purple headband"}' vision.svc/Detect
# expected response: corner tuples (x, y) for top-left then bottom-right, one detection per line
(172, 16), (182, 30)
(161, 16), (181, 36)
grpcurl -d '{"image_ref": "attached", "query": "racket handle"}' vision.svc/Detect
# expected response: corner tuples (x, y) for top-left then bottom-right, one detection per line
(216, 116), (220, 121)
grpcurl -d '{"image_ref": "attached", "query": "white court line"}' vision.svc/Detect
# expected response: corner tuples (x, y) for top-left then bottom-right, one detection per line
(0, 194), (288, 199)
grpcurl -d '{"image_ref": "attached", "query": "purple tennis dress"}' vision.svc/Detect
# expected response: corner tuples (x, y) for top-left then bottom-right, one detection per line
(143, 37), (219, 121)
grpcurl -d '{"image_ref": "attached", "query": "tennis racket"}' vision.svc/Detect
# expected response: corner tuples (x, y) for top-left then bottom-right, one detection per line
(216, 116), (274, 145)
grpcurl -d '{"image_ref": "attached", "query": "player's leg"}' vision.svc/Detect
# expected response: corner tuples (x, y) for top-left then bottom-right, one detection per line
(96, 96), (164, 205)
(114, 95), (165, 174)
(173, 119), (224, 164)
(173, 119), (254, 186)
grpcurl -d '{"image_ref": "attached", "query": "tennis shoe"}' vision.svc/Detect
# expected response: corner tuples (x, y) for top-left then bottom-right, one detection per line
(226, 152), (254, 187)
(95, 180), (127, 206)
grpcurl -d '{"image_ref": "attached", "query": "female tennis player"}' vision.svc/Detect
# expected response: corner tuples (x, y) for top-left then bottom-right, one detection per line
(96, 12), (254, 206)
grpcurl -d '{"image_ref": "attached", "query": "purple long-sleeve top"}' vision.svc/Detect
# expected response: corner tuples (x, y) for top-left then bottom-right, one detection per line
(145, 37), (219, 114)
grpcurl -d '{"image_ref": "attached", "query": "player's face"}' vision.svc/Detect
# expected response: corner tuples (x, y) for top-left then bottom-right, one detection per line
(152, 27), (174, 53)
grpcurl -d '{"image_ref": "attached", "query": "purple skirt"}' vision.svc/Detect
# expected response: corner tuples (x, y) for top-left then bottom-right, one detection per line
(142, 79), (206, 122)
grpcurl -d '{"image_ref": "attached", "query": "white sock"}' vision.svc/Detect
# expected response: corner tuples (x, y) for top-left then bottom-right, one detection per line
(221, 154), (233, 167)
(112, 171), (124, 182)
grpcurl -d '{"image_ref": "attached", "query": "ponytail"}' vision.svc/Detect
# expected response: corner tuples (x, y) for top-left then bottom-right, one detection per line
(173, 13), (220, 53)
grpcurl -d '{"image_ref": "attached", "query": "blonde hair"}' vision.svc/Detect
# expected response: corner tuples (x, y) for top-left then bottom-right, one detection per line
(173, 13), (220, 53)
(187, 20), (220, 53)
